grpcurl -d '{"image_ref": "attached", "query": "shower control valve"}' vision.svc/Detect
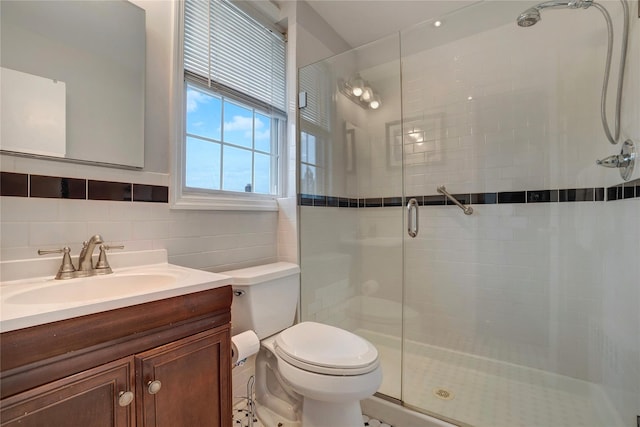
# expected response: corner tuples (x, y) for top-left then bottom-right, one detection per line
(596, 140), (635, 181)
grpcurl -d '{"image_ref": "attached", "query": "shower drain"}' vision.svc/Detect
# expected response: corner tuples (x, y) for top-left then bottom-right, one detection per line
(433, 388), (455, 400)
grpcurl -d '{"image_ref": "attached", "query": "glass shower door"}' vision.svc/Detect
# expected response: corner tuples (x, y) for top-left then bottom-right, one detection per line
(399, 2), (638, 426)
(298, 34), (404, 400)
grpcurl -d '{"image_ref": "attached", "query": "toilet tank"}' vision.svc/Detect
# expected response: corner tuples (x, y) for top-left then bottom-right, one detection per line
(222, 262), (300, 339)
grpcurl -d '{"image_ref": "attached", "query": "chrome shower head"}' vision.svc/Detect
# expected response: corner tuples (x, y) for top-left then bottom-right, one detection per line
(517, 8), (541, 27)
(516, 0), (592, 27)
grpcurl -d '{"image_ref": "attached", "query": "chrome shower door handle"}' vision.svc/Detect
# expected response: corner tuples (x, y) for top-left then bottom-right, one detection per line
(407, 198), (419, 238)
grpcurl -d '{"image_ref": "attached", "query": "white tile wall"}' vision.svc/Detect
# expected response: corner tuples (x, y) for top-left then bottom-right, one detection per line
(0, 196), (278, 273)
(299, 206), (358, 329)
(598, 199), (640, 424)
(396, 1), (637, 196)
(299, 0), (639, 421)
(400, 203), (603, 378)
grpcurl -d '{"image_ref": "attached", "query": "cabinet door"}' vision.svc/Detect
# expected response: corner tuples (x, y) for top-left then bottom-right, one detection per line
(0, 357), (135, 427)
(135, 327), (232, 427)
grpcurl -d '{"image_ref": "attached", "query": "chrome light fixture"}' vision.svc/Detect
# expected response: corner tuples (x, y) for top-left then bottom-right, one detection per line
(349, 76), (364, 97)
(369, 95), (381, 110)
(340, 76), (382, 111)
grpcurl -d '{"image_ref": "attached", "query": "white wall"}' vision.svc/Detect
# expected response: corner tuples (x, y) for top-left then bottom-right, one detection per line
(277, 0), (353, 264)
(0, 0), (278, 272)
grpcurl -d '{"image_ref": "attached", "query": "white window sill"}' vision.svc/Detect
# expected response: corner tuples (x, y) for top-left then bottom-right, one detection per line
(170, 192), (279, 211)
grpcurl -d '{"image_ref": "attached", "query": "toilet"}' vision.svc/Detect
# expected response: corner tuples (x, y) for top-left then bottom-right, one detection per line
(223, 262), (382, 427)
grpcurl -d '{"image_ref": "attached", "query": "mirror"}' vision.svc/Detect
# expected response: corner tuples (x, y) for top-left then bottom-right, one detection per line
(0, 0), (145, 168)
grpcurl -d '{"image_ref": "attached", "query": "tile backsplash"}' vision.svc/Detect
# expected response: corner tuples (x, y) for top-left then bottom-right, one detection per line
(1, 177), (277, 274)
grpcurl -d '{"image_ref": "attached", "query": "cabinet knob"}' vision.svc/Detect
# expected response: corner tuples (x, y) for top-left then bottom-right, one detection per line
(118, 391), (134, 407)
(147, 380), (162, 394)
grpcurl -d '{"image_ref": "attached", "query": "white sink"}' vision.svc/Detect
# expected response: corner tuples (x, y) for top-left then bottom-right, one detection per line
(0, 250), (232, 332)
(5, 273), (180, 305)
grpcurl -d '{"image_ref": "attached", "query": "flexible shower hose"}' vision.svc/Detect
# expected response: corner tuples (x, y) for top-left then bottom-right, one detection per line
(593, 0), (629, 145)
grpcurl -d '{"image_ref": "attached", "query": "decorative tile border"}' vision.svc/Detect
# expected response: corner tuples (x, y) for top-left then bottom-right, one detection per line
(31, 175), (86, 199)
(0, 172), (169, 203)
(606, 177), (640, 201)
(0, 172), (28, 197)
(299, 180), (639, 208)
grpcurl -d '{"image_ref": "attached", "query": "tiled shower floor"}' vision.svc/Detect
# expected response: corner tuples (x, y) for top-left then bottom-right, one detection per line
(360, 330), (623, 427)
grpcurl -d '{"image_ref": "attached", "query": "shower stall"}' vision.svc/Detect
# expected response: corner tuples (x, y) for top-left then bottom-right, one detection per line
(298, 1), (639, 426)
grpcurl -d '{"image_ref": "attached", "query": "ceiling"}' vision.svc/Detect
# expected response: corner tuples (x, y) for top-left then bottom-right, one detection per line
(303, 0), (477, 48)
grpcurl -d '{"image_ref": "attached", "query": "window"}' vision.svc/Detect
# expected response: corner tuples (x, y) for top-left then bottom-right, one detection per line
(298, 62), (330, 196)
(172, 0), (286, 210)
(300, 130), (324, 195)
(185, 83), (280, 195)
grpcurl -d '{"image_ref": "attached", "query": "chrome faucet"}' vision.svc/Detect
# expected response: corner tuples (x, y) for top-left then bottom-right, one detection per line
(77, 234), (104, 276)
(38, 235), (124, 280)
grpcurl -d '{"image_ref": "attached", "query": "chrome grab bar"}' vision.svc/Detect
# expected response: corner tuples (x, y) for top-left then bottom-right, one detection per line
(407, 198), (419, 238)
(437, 186), (473, 215)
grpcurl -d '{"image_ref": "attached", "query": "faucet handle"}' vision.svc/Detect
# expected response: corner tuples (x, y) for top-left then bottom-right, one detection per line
(38, 247), (76, 280)
(94, 244), (124, 275)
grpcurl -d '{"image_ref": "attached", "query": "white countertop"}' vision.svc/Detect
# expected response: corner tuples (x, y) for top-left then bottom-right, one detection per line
(0, 250), (232, 333)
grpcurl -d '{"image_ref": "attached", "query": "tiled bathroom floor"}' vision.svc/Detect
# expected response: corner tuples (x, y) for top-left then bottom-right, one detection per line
(232, 402), (392, 427)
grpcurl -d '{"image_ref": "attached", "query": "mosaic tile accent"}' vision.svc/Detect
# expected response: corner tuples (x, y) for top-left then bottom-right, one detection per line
(0, 172), (169, 203)
(558, 188), (594, 202)
(447, 193), (471, 205)
(88, 180), (132, 201)
(527, 190), (558, 203)
(471, 192), (497, 204)
(424, 195), (445, 206)
(132, 184), (169, 203)
(383, 197), (403, 207)
(498, 191), (526, 204)
(30, 175), (86, 199)
(0, 172), (28, 197)
(365, 198), (383, 208)
(298, 181), (637, 208)
(606, 177), (639, 201)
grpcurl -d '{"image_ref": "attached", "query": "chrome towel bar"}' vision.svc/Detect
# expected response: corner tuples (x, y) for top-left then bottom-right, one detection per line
(437, 186), (473, 215)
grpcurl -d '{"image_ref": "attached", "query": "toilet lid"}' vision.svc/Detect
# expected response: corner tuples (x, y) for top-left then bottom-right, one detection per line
(274, 322), (379, 375)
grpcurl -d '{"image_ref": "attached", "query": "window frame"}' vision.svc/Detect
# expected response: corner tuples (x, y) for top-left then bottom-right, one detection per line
(299, 121), (328, 196)
(170, 0), (285, 211)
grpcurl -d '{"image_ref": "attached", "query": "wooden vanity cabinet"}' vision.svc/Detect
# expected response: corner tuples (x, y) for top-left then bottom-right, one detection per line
(1, 357), (135, 427)
(136, 328), (229, 426)
(0, 286), (233, 427)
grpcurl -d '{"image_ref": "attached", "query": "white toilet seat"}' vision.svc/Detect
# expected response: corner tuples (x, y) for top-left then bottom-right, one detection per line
(274, 322), (379, 375)
(273, 346), (383, 403)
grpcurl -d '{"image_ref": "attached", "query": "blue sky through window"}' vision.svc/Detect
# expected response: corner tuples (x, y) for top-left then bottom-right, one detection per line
(223, 101), (253, 148)
(223, 145), (252, 192)
(186, 87), (221, 140)
(186, 137), (220, 189)
(254, 153), (271, 194)
(185, 83), (277, 195)
(254, 113), (271, 153)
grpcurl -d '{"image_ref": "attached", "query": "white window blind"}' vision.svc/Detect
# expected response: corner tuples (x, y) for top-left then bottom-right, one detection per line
(184, 0), (286, 112)
(299, 62), (330, 131)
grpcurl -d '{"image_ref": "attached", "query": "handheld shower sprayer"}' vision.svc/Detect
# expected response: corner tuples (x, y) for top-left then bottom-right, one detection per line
(516, 0), (630, 147)
(517, 0), (592, 27)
